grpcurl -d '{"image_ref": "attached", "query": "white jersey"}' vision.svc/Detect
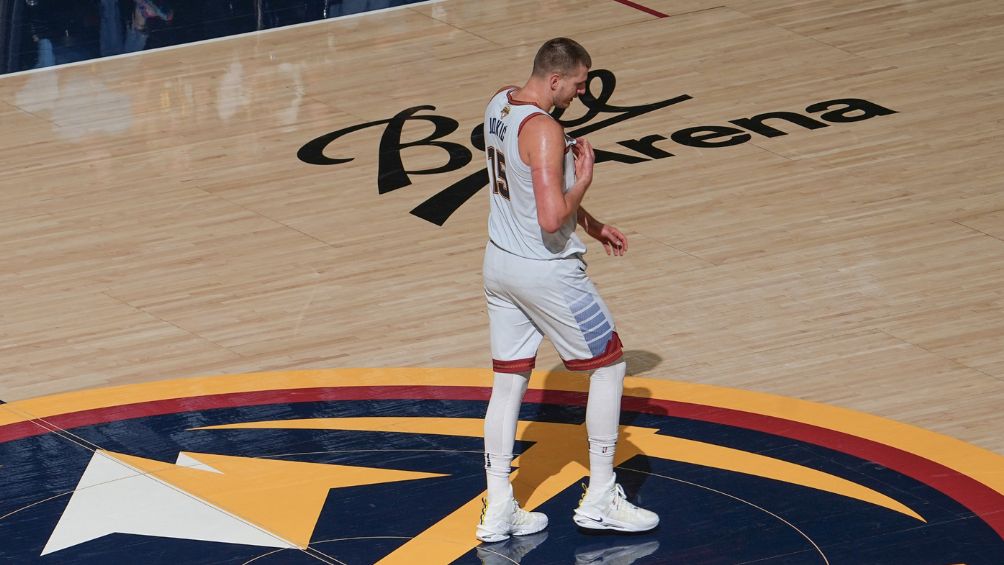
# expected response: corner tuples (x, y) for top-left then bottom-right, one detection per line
(484, 88), (586, 260)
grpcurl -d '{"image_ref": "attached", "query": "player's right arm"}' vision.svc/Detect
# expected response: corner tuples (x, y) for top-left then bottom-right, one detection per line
(520, 116), (594, 233)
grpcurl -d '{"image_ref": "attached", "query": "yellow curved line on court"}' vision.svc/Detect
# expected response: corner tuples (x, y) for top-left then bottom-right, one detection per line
(2, 367), (1003, 502)
(200, 416), (923, 520)
(201, 416), (923, 564)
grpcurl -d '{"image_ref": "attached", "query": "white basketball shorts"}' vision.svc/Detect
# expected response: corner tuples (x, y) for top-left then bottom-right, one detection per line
(483, 241), (624, 373)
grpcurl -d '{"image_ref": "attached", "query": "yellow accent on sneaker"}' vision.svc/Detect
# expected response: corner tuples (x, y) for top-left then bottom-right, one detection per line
(476, 497), (548, 543)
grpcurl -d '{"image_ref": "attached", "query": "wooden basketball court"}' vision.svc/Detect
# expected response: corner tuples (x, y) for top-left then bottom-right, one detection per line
(1, 0), (1002, 562)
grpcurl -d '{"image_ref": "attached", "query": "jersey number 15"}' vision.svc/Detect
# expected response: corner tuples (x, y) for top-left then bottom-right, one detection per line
(486, 146), (510, 200)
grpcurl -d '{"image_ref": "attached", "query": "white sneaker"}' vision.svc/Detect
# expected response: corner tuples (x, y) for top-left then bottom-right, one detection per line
(476, 496), (549, 543)
(574, 482), (659, 533)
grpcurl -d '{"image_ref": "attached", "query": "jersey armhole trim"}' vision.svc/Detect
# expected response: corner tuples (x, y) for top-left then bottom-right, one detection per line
(518, 112), (548, 136)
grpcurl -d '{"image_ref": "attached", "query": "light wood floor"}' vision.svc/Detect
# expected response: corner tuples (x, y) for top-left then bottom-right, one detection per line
(1, 0), (1002, 455)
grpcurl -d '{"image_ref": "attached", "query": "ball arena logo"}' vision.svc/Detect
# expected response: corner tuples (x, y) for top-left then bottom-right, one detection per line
(296, 70), (897, 226)
(0, 369), (1002, 563)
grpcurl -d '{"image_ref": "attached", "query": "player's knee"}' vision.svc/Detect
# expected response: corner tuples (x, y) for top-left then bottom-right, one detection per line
(590, 360), (626, 383)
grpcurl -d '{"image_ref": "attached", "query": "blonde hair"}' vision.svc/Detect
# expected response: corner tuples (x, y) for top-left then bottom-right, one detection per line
(532, 37), (591, 77)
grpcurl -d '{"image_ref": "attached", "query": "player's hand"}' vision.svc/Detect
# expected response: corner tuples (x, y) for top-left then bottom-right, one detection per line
(572, 137), (594, 186)
(591, 222), (628, 256)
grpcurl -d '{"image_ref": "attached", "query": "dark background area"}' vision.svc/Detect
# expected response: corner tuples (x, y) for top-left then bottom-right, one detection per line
(1, 0), (423, 74)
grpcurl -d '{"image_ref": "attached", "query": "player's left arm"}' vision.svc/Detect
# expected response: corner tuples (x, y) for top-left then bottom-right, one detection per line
(578, 206), (628, 256)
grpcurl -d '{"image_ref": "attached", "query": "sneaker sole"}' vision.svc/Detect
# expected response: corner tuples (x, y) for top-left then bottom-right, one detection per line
(511, 523), (548, 536)
(573, 513), (658, 532)
(476, 522), (547, 543)
(476, 531), (510, 543)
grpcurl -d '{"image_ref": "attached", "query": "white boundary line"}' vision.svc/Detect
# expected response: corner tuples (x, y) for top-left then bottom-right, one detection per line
(622, 467), (830, 564)
(1, 0), (445, 80)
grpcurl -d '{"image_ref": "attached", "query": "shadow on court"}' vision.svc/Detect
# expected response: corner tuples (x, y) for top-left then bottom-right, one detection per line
(511, 350), (667, 512)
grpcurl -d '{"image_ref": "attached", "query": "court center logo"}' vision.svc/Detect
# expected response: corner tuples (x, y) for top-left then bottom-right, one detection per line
(296, 70), (897, 226)
(0, 369), (1001, 564)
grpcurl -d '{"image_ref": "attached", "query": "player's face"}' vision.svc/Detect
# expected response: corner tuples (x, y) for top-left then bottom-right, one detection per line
(554, 65), (589, 109)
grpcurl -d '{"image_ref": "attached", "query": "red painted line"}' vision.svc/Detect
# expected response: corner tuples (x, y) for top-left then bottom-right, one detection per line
(619, 395), (1004, 539)
(0, 387), (459, 444)
(1, 385), (1002, 539)
(611, 0), (669, 18)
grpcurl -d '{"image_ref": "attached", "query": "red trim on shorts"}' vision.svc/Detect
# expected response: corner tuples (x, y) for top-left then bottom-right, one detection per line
(493, 357), (537, 373)
(518, 113), (548, 136)
(563, 332), (624, 371)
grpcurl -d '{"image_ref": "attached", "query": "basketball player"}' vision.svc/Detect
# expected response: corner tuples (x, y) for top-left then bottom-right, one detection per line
(477, 38), (659, 543)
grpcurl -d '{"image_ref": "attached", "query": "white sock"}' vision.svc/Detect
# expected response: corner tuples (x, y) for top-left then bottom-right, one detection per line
(484, 371), (529, 505)
(586, 361), (625, 490)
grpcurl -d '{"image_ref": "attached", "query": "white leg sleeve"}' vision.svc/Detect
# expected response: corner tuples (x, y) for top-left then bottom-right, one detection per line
(484, 371), (530, 504)
(586, 360), (626, 489)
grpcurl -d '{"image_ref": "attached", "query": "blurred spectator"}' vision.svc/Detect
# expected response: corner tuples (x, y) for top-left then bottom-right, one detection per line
(26, 0), (173, 69)
(26, 0), (99, 68)
(325, 0), (395, 18)
(16, 0), (424, 73)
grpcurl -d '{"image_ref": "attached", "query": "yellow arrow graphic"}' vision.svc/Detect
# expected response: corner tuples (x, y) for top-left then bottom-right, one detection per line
(105, 450), (445, 548)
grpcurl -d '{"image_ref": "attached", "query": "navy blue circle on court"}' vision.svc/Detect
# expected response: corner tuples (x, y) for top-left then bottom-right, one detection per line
(1, 373), (1002, 564)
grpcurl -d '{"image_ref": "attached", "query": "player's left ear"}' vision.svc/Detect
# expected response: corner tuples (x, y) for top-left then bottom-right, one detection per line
(549, 73), (562, 90)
